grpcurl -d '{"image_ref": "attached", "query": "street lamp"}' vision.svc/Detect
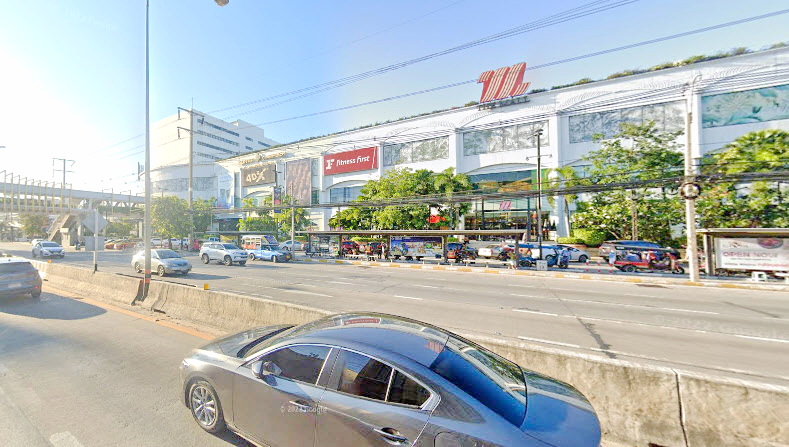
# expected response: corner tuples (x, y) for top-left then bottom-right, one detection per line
(142, 0), (227, 300)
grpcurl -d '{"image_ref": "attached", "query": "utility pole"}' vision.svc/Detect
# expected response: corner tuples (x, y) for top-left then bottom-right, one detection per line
(93, 206), (99, 272)
(535, 129), (543, 260)
(52, 158), (75, 186)
(682, 77), (702, 283)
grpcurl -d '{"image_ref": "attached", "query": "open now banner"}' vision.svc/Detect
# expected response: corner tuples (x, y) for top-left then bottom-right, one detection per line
(323, 147), (377, 175)
(714, 237), (788, 271)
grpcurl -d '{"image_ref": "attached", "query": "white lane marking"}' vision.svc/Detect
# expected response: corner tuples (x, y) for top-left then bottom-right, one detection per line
(625, 293), (659, 298)
(283, 290), (332, 297)
(662, 308), (719, 315)
(509, 284), (541, 288)
(512, 309), (559, 317)
(0, 362), (8, 375)
(328, 281), (353, 285)
(413, 285), (440, 289)
(49, 432), (85, 447)
(735, 335), (789, 344)
(394, 295), (423, 301)
(509, 293), (545, 299)
(251, 293), (274, 299)
(517, 336), (581, 349)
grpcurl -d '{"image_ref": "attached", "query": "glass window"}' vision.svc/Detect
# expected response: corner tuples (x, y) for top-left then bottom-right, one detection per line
(334, 350), (392, 401)
(429, 336), (527, 426)
(388, 370), (430, 407)
(260, 345), (330, 384)
(222, 244), (240, 250)
(0, 262), (36, 273)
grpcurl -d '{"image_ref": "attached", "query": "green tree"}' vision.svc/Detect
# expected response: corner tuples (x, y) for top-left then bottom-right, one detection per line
(106, 219), (136, 237)
(571, 122), (684, 245)
(329, 168), (472, 230)
(151, 196), (192, 240)
(192, 197), (215, 234)
(239, 194), (313, 239)
(547, 165), (581, 234)
(19, 213), (50, 238)
(697, 129), (789, 228)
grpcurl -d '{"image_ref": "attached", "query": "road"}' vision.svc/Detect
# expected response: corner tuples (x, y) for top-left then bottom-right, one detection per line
(2, 242), (788, 386)
(0, 288), (250, 447)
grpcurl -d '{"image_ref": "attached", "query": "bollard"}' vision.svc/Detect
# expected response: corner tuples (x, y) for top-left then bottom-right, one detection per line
(47, 259), (52, 263)
(203, 284), (209, 290)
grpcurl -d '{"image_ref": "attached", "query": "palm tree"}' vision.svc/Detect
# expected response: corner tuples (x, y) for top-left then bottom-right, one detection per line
(547, 166), (581, 235)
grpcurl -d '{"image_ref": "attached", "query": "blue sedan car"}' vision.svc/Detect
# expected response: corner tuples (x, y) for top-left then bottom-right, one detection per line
(246, 244), (292, 263)
(180, 312), (601, 447)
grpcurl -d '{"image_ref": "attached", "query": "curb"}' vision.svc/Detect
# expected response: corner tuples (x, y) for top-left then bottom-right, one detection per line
(295, 258), (789, 292)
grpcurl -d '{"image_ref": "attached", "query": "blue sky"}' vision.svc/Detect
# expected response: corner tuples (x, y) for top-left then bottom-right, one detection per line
(1, 0), (787, 190)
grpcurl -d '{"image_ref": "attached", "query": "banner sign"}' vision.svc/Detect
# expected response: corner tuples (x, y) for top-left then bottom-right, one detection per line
(241, 163), (276, 187)
(389, 236), (444, 259)
(714, 237), (789, 271)
(286, 158), (312, 206)
(324, 147), (378, 175)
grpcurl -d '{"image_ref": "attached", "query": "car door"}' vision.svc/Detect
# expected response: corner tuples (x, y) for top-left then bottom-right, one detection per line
(232, 344), (332, 447)
(316, 349), (435, 447)
(207, 244), (218, 261)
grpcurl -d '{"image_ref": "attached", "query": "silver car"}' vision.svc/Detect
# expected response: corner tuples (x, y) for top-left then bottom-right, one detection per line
(200, 242), (247, 266)
(180, 313), (601, 447)
(131, 249), (192, 276)
(32, 241), (65, 259)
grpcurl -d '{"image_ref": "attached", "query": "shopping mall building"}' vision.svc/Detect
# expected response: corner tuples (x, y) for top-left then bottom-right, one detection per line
(215, 46), (789, 237)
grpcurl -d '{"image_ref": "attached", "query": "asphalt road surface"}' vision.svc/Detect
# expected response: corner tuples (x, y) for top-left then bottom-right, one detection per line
(0, 288), (250, 447)
(2, 242), (788, 386)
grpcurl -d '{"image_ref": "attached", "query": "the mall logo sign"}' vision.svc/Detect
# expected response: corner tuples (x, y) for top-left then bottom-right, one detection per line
(478, 62), (530, 103)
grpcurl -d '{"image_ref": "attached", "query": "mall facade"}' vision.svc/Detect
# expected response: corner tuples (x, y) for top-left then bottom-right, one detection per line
(216, 46), (789, 237)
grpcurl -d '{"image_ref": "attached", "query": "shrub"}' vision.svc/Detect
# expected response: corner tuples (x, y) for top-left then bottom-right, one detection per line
(571, 229), (609, 247)
(557, 237), (585, 245)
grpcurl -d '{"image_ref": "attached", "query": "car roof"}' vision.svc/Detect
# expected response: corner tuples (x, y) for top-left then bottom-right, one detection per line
(0, 257), (34, 264)
(277, 313), (452, 368)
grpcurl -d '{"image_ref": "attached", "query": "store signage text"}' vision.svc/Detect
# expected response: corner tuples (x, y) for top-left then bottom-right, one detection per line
(323, 147), (378, 175)
(478, 62), (530, 103)
(241, 163), (276, 187)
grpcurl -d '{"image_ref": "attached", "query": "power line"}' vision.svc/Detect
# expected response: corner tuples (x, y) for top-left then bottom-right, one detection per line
(211, 0), (639, 117)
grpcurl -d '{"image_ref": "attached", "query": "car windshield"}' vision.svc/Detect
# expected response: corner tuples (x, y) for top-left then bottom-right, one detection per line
(222, 244), (240, 250)
(156, 250), (182, 259)
(41, 242), (60, 247)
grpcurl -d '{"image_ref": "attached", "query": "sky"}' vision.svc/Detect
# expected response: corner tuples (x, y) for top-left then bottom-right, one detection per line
(0, 0), (787, 192)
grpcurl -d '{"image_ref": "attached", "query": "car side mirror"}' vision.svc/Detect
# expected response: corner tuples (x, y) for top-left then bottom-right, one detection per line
(253, 360), (282, 379)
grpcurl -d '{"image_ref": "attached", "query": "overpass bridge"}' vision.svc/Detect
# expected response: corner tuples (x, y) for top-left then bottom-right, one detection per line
(1, 181), (144, 215)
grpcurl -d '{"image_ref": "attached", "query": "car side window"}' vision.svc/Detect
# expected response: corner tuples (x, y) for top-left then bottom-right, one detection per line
(259, 345), (330, 385)
(333, 350), (392, 401)
(387, 370), (430, 407)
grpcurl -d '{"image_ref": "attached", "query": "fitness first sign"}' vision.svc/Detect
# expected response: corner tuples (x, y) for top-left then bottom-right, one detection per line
(323, 147), (378, 175)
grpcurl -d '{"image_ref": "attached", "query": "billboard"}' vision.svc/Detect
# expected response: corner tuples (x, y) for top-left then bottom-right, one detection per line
(216, 172), (233, 209)
(323, 147), (378, 175)
(286, 158), (312, 206)
(389, 236), (444, 259)
(714, 237), (788, 271)
(241, 163), (276, 187)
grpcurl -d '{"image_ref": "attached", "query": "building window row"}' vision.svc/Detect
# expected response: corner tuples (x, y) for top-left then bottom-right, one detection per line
(463, 120), (549, 156)
(568, 101), (684, 143)
(195, 151), (222, 160)
(383, 136), (449, 166)
(258, 140), (271, 147)
(245, 146), (254, 150)
(245, 136), (253, 141)
(201, 121), (240, 137)
(196, 141), (240, 155)
(194, 129), (240, 146)
(329, 186), (363, 203)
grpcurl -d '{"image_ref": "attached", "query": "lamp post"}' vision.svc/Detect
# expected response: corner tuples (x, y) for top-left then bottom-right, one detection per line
(535, 128), (543, 260)
(142, 0), (227, 300)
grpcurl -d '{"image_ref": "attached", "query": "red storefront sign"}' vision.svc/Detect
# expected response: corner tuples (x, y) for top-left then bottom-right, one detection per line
(478, 62), (530, 103)
(323, 147), (378, 175)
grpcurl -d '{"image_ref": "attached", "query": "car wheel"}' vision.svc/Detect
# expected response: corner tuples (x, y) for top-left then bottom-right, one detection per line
(157, 265), (166, 277)
(134, 262), (142, 273)
(546, 255), (556, 264)
(188, 380), (226, 434)
(272, 256), (279, 263)
(201, 254), (210, 264)
(248, 253), (256, 261)
(238, 261), (246, 266)
(224, 256), (233, 266)
(623, 265), (637, 273)
(578, 255), (589, 263)
(673, 267), (685, 275)
(31, 288), (42, 299)
(32, 251), (36, 258)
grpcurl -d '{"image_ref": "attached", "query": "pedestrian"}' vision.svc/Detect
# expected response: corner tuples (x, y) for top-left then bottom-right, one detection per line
(508, 250), (519, 269)
(608, 250), (617, 265)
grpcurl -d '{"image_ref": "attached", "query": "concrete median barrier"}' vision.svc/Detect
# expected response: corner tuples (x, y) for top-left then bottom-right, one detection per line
(32, 261), (139, 305)
(140, 280), (331, 333)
